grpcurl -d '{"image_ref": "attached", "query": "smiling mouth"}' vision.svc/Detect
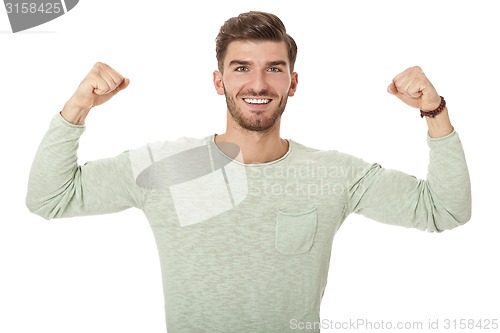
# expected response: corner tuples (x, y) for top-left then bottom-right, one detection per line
(243, 98), (272, 105)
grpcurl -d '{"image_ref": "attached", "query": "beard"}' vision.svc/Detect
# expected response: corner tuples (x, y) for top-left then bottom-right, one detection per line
(224, 87), (288, 133)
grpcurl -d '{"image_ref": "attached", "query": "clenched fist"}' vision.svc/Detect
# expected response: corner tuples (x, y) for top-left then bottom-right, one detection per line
(61, 62), (130, 125)
(388, 66), (453, 138)
(387, 66), (441, 112)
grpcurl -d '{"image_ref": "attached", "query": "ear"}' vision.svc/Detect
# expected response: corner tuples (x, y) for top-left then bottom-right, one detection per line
(213, 71), (225, 95)
(288, 72), (298, 97)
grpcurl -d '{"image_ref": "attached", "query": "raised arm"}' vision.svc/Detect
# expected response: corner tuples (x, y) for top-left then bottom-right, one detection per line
(26, 63), (146, 220)
(347, 67), (471, 232)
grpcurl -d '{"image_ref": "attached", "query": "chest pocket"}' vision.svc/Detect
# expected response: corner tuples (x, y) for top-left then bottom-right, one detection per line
(275, 205), (318, 255)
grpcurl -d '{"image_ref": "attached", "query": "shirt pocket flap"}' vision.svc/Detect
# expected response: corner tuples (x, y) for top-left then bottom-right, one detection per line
(275, 205), (318, 255)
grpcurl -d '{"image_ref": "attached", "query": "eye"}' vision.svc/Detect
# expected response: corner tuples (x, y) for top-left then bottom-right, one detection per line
(235, 66), (249, 72)
(268, 67), (282, 73)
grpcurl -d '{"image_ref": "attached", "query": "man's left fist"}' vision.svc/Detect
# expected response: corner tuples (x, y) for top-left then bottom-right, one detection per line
(387, 66), (442, 111)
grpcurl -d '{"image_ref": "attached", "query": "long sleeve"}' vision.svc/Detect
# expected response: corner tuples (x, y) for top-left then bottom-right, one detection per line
(26, 113), (148, 220)
(347, 130), (471, 232)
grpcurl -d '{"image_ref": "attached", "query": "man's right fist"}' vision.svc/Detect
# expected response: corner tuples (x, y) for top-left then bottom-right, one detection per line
(61, 62), (129, 125)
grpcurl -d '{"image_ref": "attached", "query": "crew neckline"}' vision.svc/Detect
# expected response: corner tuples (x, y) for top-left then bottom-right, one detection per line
(209, 134), (293, 167)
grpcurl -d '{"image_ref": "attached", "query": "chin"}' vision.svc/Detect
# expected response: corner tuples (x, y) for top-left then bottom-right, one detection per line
(238, 115), (280, 132)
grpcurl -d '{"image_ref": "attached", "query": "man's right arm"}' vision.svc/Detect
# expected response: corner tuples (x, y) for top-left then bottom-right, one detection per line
(26, 63), (146, 220)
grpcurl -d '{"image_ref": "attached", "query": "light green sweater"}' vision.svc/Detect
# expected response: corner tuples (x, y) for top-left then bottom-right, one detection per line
(26, 114), (471, 332)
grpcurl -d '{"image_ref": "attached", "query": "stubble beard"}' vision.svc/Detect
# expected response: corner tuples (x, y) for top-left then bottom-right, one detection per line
(224, 86), (288, 133)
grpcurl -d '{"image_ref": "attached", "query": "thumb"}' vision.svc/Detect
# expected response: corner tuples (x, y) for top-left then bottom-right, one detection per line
(94, 77), (130, 97)
(108, 78), (130, 100)
(387, 82), (397, 95)
(387, 82), (406, 101)
(114, 78), (130, 94)
(387, 82), (421, 109)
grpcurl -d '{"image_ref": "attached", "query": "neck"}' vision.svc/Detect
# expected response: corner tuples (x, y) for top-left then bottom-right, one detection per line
(215, 114), (289, 164)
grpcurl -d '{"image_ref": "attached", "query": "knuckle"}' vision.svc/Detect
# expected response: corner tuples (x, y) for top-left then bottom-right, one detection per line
(93, 62), (103, 70)
(93, 62), (111, 74)
(408, 65), (421, 72)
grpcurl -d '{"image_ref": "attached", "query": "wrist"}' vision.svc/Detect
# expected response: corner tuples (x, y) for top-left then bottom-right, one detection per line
(425, 107), (454, 138)
(420, 95), (443, 112)
(420, 96), (446, 118)
(60, 99), (91, 125)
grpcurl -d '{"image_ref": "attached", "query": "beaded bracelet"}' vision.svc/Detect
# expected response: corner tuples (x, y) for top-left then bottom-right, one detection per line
(420, 96), (446, 118)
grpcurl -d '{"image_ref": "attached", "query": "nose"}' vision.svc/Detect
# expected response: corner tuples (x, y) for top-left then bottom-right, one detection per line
(249, 70), (268, 93)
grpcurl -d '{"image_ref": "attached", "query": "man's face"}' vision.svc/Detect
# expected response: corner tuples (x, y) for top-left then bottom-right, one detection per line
(214, 40), (298, 133)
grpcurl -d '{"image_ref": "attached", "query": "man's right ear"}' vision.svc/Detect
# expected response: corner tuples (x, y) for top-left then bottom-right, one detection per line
(213, 71), (225, 95)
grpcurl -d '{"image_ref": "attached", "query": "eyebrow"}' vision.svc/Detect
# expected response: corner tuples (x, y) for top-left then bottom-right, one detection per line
(228, 60), (288, 68)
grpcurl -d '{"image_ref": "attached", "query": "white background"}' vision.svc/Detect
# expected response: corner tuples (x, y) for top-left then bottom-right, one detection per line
(1, 1), (498, 332)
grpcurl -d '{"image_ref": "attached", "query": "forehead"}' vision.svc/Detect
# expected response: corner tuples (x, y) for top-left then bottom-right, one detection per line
(224, 40), (289, 67)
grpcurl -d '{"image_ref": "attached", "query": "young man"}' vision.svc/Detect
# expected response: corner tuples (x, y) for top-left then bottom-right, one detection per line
(27, 11), (471, 333)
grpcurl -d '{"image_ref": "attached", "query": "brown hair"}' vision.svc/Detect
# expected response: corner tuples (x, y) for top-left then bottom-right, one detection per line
(215, 11), (298, 73)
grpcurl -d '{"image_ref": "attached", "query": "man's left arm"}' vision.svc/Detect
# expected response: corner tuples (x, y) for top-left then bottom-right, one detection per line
(347, 66), (471, 232)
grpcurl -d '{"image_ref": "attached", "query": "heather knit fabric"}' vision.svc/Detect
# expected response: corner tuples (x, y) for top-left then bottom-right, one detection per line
(27, 113), (471, 332)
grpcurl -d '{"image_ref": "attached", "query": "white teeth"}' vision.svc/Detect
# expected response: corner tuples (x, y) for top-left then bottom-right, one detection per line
(244, 98), (270, 104)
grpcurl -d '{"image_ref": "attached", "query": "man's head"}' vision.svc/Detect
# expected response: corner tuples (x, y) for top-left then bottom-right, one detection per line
(214, 11), (299, 133)
(216, 11), (297, 74)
